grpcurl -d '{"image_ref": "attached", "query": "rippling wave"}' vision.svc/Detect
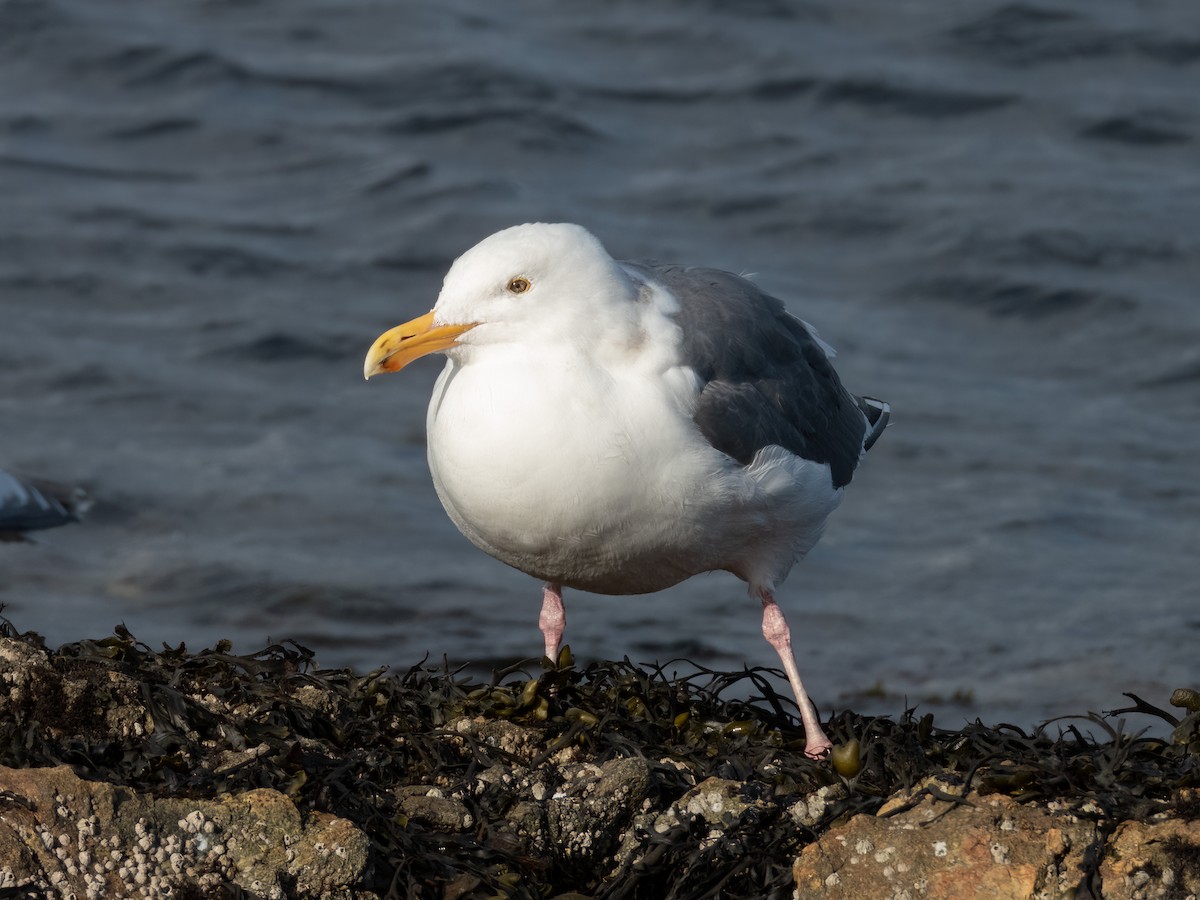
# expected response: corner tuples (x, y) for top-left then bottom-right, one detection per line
(2, 0), (1197, 728)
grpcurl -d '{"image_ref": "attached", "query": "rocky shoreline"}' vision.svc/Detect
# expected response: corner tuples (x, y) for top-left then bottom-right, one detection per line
(1, 623), (1196, 898)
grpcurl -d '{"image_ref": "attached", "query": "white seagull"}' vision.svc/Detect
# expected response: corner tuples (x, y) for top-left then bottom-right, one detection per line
(365, 223), (888, 758)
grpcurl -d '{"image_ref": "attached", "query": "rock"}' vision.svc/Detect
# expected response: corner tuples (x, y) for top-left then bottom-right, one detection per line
(1100, 817), (1200, 899)
(614, 775), (778, 878)
(505, 799), (549, 849)
(788, 783), (849, 829)
(395, 784), (474, 831)
(0, 764), (372, 899)
(651, 776), (775, 836)
(452, 715), (546, 760)
(792, 777), (1099, 899)
(545, 756), (654, 867)
(3, 632), (1198, 897)
(0, 637), (150, 745)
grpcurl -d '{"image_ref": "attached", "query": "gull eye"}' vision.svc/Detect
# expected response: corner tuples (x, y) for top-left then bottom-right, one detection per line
(507, 277), (531, 295)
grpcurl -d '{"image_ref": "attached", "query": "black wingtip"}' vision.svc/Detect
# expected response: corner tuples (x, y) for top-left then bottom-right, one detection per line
(859, 397), (890, 452)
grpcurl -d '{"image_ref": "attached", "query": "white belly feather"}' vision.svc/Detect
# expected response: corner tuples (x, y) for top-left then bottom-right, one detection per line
(425, 350), (841, 594)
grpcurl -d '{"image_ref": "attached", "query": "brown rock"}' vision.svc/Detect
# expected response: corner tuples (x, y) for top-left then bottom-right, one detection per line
(792, 778), (1098, 899)
(0, 764), (372, 898)
(1100, 817), (1200, 899)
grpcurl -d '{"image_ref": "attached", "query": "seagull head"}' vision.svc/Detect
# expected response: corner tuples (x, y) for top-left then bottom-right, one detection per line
(364, 223), (637, 378)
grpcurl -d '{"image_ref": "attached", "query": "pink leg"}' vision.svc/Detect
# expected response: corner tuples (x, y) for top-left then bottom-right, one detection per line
(757, 587), (833, 759)
(539, 582), (565, 662)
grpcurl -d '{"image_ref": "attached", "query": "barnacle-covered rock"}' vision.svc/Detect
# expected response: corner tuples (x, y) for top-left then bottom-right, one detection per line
(0, 633), (150, 745)
(0, 765), (371, 899)
(543, 756), (654, 866)
(789, 782), (849, 829)
(792, 778), (1099, 899)
(0, 624), (1196, 898)
(643, 775), (775, 838)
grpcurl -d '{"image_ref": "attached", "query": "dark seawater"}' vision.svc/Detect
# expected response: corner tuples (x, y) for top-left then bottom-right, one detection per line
(2, 0), (1198, 729)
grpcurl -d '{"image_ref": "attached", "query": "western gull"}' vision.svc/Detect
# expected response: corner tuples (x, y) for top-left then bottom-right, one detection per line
(364, 223), (888, 758)
(0, 468), (87, 542)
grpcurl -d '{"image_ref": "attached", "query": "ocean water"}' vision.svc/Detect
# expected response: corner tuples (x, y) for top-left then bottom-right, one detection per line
(2, 0), (1197, 730)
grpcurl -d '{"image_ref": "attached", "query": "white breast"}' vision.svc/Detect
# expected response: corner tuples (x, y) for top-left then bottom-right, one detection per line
(424, 338), (842, 596)
(427, 346), (701, 589)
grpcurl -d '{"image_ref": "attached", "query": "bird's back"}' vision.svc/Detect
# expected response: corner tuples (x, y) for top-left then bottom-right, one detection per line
(627, 263), (887, 488)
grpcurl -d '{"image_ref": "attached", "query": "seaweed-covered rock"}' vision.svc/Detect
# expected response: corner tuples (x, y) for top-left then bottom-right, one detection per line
(0, 633), (149, 745)
(0, 623), (1197, 898)
(544, 757), (655, 866)
(394, 785), (474, 832)
(0, 764), (370, 898)
(628, 775), (776, 853)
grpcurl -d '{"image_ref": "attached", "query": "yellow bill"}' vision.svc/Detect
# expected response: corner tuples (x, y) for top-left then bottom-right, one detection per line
(363, 310), (476, 379)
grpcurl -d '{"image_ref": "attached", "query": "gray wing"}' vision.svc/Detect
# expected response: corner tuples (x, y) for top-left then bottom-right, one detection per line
(627, 263), (887, 489)
(0, 469), (83, 540)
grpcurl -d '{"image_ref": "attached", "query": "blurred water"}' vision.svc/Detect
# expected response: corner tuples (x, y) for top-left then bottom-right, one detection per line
(2, 0), (1198, 729)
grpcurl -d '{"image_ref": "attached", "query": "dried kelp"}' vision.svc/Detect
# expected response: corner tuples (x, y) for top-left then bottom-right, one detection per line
(0, 615), (1196, 899)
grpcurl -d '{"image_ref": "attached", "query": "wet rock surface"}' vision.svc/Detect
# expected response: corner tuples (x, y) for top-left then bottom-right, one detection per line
(1, 626), (1197, 898)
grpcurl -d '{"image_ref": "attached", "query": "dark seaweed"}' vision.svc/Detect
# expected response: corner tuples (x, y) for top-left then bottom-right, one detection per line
(0, 615), (1196, 899)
